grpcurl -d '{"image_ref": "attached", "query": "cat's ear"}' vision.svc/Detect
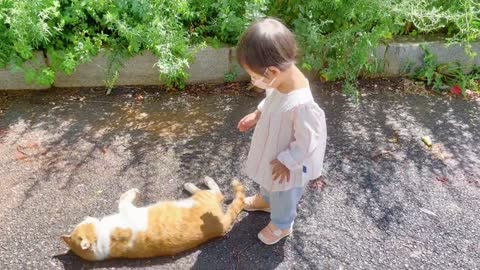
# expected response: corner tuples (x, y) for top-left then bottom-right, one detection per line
(80, 239), (91, 250)
(61, 235), (71, 245)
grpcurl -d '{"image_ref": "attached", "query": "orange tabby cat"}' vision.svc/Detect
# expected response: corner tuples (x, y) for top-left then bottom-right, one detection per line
(62, 177), (245, 261)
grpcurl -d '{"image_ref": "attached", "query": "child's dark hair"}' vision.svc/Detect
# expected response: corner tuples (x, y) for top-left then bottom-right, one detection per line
(236, 18), (297, 75)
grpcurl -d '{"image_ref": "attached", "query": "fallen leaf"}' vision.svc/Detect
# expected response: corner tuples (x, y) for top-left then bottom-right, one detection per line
(387, 137), (400, 143)
(25, 143), (39, 149)
(436, 176), (449, 185)
(422, 136), (432, 147)
(466, 179), (479, 187)
(310, 177), (327, 191)
(431, 143), (453, 160)
(450, 85), (462, 96)
(15, 152), (28, 161)
(419, 207), (437, 217)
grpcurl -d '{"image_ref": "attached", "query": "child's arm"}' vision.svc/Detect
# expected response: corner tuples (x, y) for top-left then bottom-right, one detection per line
(276, 104), (327, 171)
(238, 89), (271, 132)
(238, 109), (261, 132)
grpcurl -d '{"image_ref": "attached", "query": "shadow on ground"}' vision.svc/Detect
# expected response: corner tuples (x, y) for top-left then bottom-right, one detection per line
(0, 80), (479, 269)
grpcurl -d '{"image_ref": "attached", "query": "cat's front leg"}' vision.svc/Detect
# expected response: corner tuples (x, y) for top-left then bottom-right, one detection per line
(118, 188), (140, 213)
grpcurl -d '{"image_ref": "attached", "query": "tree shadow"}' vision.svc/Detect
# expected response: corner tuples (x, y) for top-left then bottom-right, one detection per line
(315, 80), (480, 235)
(2, 80), (479, 268)
(311, 82), (410, 231)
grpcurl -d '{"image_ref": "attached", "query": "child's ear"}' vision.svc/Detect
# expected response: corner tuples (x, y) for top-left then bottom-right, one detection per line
(266, 66), (281, 78)
(61, 235), (71, 245)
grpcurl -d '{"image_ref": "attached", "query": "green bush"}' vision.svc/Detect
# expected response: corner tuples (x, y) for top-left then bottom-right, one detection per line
(415, 46), (480, 93)
(0, 0), (479, 91)
(270, 0), (480, 93)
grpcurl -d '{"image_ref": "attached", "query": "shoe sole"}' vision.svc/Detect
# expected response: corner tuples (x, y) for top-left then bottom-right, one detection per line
(243, 207), (271, 213)
(258, 231), (292, 245)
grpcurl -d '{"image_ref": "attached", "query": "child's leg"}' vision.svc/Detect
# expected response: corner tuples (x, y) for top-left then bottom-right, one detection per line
(269, 187), (305, 230)
(257, 186), (306, 245)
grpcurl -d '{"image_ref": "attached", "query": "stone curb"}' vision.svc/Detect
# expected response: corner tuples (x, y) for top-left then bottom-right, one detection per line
(1, 42), (479, 90)
(53, 47), (249, 88)
(0, 52), (48, 90)
(376, 42), (480, 75)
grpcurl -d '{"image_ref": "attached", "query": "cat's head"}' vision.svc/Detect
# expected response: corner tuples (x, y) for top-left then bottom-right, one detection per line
(61, 217), (100, 261)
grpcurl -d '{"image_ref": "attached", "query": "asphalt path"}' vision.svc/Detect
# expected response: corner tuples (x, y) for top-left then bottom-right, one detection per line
(0, 81), (478, 269)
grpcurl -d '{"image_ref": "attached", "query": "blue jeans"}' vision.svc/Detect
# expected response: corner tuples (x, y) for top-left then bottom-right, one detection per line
(260, 186), (306, 230)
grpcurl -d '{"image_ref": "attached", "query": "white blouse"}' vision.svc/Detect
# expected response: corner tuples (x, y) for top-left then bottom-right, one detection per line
(243, 86), (327, 192)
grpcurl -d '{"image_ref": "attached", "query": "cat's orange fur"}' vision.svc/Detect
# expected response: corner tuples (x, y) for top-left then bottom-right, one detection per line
(62, 177), (245, 261)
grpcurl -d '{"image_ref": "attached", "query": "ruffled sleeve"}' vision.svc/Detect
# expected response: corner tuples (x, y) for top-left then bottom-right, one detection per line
(276, 103), (327, 170)
(257, 88), (274, 112)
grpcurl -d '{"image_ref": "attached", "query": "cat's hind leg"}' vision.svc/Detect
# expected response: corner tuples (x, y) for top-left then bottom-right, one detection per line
(221, 179), (245, 234)
(204, 176), (221, 193)
(118, 188), (140, 213)
(204, 176), (224, 202)
(119, 188), (140, 204)
(184, 183), (201, 194)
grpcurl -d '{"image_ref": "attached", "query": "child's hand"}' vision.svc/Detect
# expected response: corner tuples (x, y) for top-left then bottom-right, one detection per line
(238, 111), (260, 132)
(271, 159), (290, 183)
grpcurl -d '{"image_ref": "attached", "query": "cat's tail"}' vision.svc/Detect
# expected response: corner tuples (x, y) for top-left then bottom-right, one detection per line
(222, 179), (245, 234)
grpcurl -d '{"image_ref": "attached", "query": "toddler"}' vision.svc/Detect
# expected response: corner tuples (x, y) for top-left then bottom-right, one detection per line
(237, 18), (327, 245)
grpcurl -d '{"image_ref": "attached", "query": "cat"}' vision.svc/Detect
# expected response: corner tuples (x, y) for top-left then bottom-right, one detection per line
(61, 177), (245, 261)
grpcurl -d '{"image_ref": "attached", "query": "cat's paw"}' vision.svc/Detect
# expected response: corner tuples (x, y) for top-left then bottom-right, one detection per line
(120, 188), (140, 203)
(204, 176), (220, 192)
(184, 183), (200, 194)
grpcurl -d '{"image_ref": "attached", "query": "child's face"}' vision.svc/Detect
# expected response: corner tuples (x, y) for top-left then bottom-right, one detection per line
(244, 66), (281, 90)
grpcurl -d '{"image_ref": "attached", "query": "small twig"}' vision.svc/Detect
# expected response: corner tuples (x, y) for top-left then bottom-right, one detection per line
(78, 100), (117, 104)
(371, 150), (393, 160)
(436, 176), (449, 185)
(16, 146), (28, 156)
(52, 100), (118, 108)
(371, 146), (401, 160)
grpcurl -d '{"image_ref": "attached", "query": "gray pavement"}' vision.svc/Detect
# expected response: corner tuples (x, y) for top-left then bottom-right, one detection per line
(0, 81), (479, 270)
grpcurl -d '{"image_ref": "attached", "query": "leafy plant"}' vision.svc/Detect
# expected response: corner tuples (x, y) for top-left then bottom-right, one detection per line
(0, 0), (479, 93)
(415, 46), (480, 93)
(279, 0), (398, 94)
(224, 64), (239, 83)
(270, 0), (480, 95)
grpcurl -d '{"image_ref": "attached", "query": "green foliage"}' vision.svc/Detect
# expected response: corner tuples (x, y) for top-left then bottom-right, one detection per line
(1, 0), (61, 85)
(2, 0), (195, 88)
(274, 0), (399, 92)
(186, 0), (269, 45)
(0, 0), (479, 91)
(415, 46), (480, 93)
(224, 70), (238, 83)
(269, 0), (480, 94)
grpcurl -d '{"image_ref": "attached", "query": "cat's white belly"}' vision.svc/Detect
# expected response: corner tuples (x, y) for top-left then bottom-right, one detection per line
(94, 207), (149, 260)
(173, 198), (196, 208)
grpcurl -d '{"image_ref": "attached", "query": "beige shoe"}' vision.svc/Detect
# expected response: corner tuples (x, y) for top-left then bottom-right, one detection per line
(258, 222), (292, 245)
(243, 194), (271, 212)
